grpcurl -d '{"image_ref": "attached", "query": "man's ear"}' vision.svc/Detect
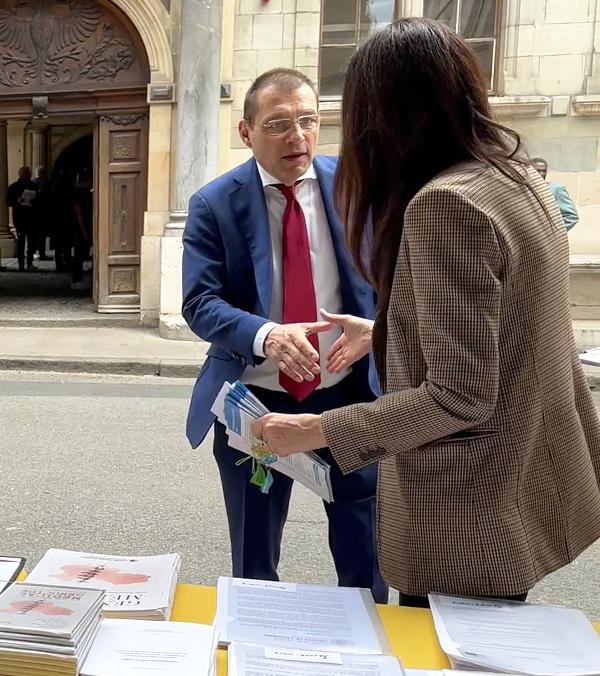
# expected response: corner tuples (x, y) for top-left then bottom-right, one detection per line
(239, 120), (252, 149)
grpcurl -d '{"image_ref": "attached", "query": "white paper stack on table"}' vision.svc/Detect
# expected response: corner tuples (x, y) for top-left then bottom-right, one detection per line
(406, 671), (511, 676)
(26, 549), (181, 620)
(81, 618), (217, 676)
(211, 381), (334, 502)
(0, 582), (104, 676)
(217, 576), (403, 676)
(429, 593), (600, 676)
(580, 347), (600, 366)
(229, 643), (405, 676)
(0, 556), (26, 594)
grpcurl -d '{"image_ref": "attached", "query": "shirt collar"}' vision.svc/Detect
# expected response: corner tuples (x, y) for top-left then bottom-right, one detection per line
(256, 161), (317, 187)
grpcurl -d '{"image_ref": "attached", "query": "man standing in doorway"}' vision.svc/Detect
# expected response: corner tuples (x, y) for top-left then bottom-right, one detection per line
(7, 166), (38, 272)
(33, 166), (52, 261)
(71, 169), (93, 290)
(531, 157), (579, 231)
(182, 69), (387, 602)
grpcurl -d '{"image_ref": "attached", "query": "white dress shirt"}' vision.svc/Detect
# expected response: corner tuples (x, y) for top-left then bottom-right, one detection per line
(240, 162), (349, 391)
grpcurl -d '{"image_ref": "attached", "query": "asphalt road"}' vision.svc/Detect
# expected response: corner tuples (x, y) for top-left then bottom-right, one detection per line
(2, 370), (600, 617)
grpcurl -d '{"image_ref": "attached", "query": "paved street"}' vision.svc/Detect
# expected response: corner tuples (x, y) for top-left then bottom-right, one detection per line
(2, 370), (600, 618)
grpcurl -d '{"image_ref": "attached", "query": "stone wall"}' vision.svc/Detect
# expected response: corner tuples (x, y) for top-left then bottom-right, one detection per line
(219, 0), (326, 171)
(215, 0), (600, 321)
(497, 0), (600, 258)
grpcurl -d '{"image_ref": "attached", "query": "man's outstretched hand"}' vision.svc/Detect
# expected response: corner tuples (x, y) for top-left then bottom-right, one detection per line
(264, 322), (332, 383)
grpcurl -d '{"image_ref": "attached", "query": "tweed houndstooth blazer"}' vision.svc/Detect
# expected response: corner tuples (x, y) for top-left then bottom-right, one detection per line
(321, 160), (600, 597)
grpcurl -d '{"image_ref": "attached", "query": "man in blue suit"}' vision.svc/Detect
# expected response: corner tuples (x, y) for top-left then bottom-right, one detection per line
(182, 68), (387, 602)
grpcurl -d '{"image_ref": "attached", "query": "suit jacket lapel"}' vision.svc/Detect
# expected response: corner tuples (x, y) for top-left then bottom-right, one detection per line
(229, 158), (273, 317)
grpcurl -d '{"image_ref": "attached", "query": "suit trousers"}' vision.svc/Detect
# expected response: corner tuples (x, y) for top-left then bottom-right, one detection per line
(15, 224), (34, 270)
(213, 373), (389, 603)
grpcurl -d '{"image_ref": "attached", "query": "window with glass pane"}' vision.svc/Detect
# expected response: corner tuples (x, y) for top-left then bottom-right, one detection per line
(422, 0), (499, 89)
(320, 0), (395, 98)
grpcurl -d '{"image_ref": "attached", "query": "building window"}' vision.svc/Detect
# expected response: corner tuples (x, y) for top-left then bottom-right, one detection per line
(422, 0), (499, 89)
(319, 0), (499, 98)
(320, 0), (395, 98)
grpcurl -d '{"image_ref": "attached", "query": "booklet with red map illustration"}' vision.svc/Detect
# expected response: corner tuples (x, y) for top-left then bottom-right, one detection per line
(0, 582), (104, 676)
(26, 549), (181, 621)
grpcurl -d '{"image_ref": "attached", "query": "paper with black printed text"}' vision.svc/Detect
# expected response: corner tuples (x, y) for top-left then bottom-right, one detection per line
(216, 576), (390, 654)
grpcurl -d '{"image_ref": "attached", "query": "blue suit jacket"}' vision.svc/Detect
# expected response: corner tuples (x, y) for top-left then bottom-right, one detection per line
(182, 156), (378, 448)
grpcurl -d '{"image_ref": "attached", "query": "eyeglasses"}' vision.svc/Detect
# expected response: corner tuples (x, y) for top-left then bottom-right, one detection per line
(259, 114), (320, 136)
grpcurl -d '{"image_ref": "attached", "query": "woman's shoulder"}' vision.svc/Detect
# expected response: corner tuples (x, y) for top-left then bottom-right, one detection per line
(423, 159), (494, 192)
(410, 159), (532, 212)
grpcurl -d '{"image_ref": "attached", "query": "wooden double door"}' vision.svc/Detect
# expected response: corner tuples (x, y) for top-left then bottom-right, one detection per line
(94, 111), (148, 313)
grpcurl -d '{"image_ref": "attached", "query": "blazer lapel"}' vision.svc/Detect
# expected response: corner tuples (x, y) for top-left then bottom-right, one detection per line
(229, 158), (273, 316)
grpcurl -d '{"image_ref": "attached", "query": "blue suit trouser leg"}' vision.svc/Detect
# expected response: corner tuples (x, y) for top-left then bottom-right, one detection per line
(216, 378), (389, 603)
(213, 420), (293, 580)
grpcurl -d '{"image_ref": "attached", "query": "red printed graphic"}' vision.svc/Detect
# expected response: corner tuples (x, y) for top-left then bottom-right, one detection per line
(1, 601), (73, 616)
(51, 564), (150, 586)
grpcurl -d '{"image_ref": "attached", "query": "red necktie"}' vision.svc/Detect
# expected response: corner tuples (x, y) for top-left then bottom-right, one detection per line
(276, 183), (321, 401)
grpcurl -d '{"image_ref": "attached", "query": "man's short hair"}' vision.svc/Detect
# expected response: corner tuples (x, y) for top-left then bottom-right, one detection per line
(531, 157), (547, 166)
(243, 68), (317, 122)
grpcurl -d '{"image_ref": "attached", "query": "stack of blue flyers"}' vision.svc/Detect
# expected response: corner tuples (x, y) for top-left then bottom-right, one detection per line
(211, 381), (333, 501)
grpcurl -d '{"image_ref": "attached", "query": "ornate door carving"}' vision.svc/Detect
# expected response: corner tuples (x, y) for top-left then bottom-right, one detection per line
(0, 0), (148, 94)
(95, 112), (148, 313)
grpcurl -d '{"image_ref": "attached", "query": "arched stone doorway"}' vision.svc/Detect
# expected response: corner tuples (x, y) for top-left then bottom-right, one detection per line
(0, 0), (173, 316)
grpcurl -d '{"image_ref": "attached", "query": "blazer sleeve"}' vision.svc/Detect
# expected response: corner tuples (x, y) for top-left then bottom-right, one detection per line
(321, 188), (503, 474)
(182, 191), (269, 365)
(554, 184), (579, 231)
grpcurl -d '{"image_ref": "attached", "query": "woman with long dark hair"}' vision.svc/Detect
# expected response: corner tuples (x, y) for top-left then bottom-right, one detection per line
(253, 19), (600, 605)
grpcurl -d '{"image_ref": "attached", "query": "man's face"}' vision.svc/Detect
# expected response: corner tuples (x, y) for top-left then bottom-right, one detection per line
(239, 83), (319, 186)
(533, 161), (547, 180)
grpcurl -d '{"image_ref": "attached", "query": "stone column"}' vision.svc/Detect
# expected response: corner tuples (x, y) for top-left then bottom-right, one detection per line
(172, 0), (223, 216)
(0, 121), (15, 260)
(160, 0), (223, 339)
(30, 126), (47, 176)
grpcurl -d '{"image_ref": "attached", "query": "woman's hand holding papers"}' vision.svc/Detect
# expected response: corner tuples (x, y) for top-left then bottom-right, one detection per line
(252, 413), (326, 457)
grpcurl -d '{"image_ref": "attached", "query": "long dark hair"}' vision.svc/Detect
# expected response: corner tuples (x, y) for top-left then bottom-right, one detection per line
(334, 19), (529, 385)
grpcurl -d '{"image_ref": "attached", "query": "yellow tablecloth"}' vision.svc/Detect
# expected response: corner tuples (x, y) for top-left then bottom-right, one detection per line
(170, 584), (447, 674)
(15, 573), (600, 674)
(170, 583), (600, 675)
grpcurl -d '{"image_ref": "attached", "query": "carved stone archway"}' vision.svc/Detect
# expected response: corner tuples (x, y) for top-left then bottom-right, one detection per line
(0, 0), (174, 321)
(0, 0), (150, 96)
(109, 0), (173, 83)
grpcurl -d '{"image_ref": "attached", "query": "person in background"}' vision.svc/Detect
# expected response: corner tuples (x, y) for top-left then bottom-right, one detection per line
(252, 19), (600, 607)
(33, 166), (53, 261)
(7, 166), (38, 272)
(50, 168), (75, 273)
(531, 157), (579, 231)
(182, 68), (387, 603)
(71, 169), (93, 290)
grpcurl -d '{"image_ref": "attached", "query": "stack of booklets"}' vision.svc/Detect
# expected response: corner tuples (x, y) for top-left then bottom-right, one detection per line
(0, 556), (26, 594)
(217, 576), (405, 676)
(212, 381), (333, 501)
(429, 593), (600, 675)
(26, 549), (181, 620)
(0, 582), (105, 676)
(81, 618), (217, 676)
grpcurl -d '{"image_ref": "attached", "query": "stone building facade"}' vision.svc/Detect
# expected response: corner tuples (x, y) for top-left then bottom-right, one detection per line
(1, 0), (599, 338)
